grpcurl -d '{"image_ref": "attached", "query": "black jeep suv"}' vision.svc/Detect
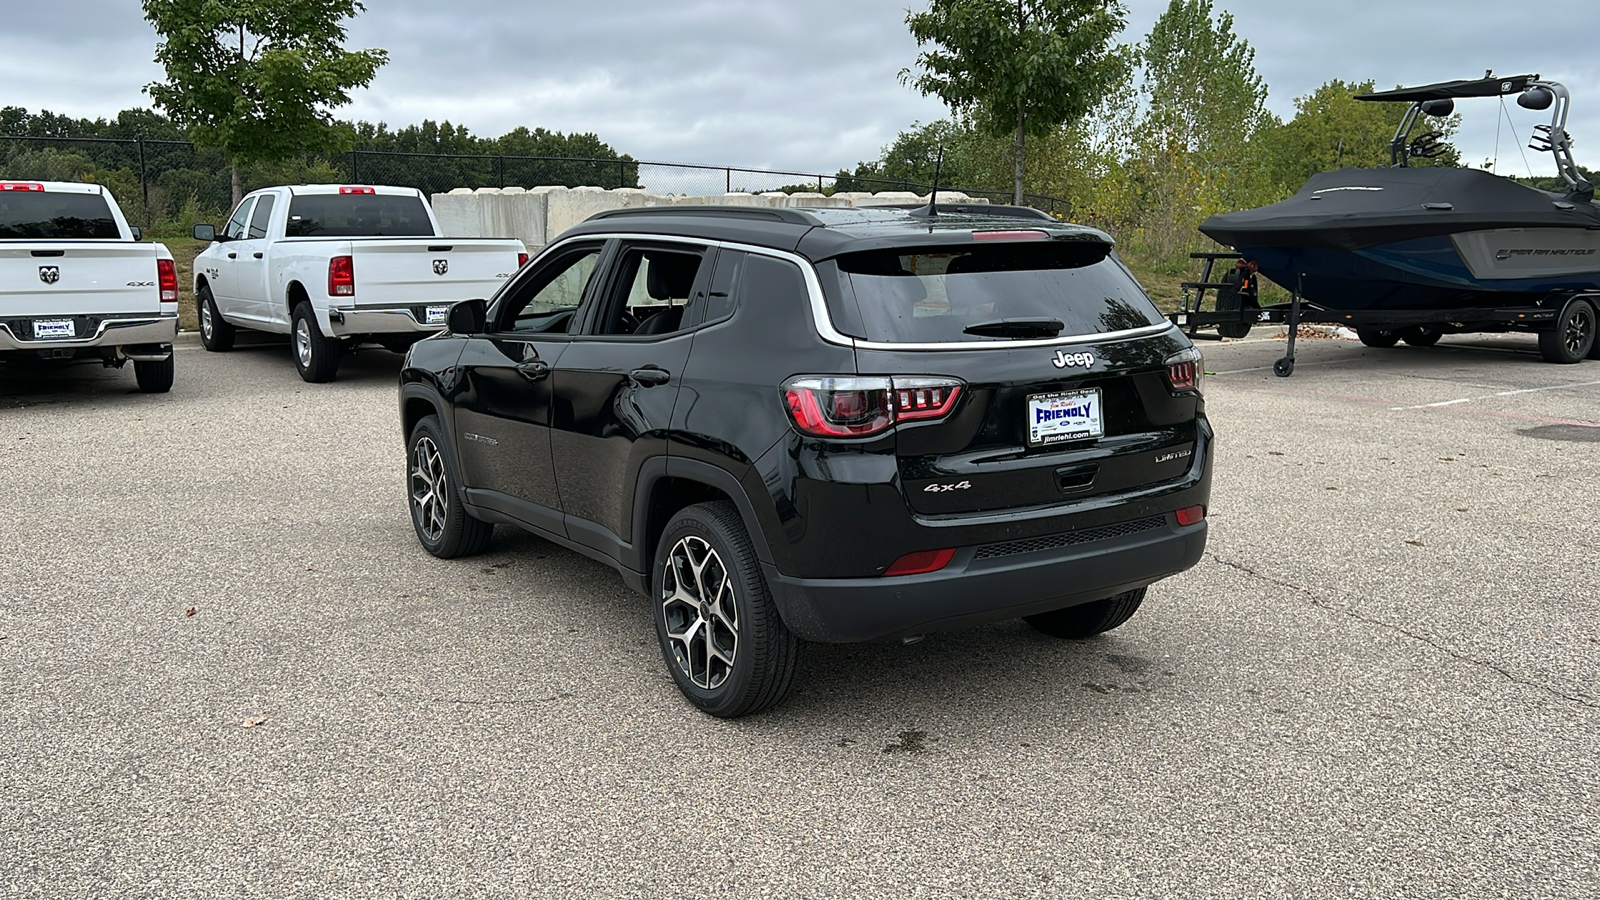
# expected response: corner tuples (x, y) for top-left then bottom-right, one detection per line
(399, 204), (1211, 717)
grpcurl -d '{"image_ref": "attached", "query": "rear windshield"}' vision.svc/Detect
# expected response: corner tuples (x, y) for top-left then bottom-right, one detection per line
(828, 241), (1166, 343)
(0, 191), (119, 239)
(284, 194), (433, 237)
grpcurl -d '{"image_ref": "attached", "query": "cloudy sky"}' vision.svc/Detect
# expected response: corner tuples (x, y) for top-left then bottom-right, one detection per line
(4, 0), (1598, 186)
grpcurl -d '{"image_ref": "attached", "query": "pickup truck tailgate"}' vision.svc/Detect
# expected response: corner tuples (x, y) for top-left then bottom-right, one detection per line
(349, 240), (519, 306)
(1, 242), (165, 317)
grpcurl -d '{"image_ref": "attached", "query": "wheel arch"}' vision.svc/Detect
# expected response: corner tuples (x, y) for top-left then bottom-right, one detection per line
(631, 458), (776, 593)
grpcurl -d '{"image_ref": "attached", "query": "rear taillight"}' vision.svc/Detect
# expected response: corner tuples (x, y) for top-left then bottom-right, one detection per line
(328, 255), (355, 297)
(0, 182), (45, 191)
(1164, 347), (1203, 393)
(156, 258), (178, 303)
(517, 252), (529, 267)
(883, 548), (957, 577)
(782, 376), (963, 438)
(338, 186), (376, 194)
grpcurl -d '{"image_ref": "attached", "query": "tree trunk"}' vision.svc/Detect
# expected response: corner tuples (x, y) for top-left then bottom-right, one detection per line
(1013, 103), (1026, 206)
(231, 165), (242, 207)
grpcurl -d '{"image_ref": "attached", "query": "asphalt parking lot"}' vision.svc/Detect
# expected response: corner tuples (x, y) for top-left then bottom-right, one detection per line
(2, 331), (1596, 899)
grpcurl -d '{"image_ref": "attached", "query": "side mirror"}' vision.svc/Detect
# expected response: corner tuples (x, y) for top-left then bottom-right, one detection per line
(129, 226), (142, 241)
(193, 224), (217, 242)
(447, 298), (488, 334)
(1419, 98), (1455, 117)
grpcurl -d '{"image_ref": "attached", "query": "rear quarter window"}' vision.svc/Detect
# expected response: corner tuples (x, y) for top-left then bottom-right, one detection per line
(0, 191), (119, 239)
(827, 241), (1166, 343)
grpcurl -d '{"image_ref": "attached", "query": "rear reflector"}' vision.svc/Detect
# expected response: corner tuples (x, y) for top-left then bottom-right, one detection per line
(0, 182), (45, 192)
(338, 186), (376, 194)
(883, 548), (957, 577)
(156, 258), (178, 303)
(1175, 506), (1205, 527)
(972, 230), (1048, 241)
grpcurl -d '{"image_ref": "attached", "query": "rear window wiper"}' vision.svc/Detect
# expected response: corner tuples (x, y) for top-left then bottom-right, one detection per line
(962, 317), (1065, 339)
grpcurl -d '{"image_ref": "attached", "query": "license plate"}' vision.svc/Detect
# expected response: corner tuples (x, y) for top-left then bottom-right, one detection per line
(34, 318), (75, 339)
(1027, 389), (1104, 446)
(424, 305), (449, 326)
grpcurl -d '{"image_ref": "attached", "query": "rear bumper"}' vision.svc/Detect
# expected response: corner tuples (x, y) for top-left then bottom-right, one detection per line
(763, 516), (1206, 643)
(327, 304), (447, 337)
(0, 315), (177, 354)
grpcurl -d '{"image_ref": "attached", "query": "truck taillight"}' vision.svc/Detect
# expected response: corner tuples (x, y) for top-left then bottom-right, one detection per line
(518, 252), (529, 267)
(1164, 347), (1203, 394)
(338, 186), (376, 194)
(156, 258), (178, 303)
(329, 255), (355, 297)
(782, 376), (963, 438)
(0, 182), (45, 191)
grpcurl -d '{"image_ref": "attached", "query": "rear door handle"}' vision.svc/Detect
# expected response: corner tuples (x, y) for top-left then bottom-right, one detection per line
(252, 252), (263, 259)
(515, 360), (551, 381)
(629, 367), (671, 387)
(227, 252), (237, 259)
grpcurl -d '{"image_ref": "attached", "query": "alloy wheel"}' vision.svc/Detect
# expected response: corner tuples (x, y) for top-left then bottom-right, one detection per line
(295, 318), (312, 367)
(200, 302), (213, 339)
(1564, 304), (1596, 356)
(661, 535), (739, 690)
(409, 435), (448, 543)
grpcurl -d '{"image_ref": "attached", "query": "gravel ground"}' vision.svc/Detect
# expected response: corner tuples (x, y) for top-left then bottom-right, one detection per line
(1, 331), (1596, 899)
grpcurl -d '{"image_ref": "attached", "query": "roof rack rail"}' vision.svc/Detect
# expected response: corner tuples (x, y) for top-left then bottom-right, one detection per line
(586, 206), (821, 225)
(873, 203), (1056, 221)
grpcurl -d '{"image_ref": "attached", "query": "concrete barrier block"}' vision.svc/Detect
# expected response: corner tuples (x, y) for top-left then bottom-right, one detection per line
(783, 192), (850, 208)
(854, 191), (924, 207)
(430, 192), (480, 237)
(480, 190), (547, 246)
(546, 187), (633, 239)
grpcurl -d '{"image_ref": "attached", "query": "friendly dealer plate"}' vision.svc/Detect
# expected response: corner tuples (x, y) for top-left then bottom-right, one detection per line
(1026, 388), (1104, 447)
(34, 318), (75, 340)
(425, 305), (449, 326)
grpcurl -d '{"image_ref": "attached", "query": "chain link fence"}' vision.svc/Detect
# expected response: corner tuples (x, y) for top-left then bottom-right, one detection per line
(2, 133), (1070, 230)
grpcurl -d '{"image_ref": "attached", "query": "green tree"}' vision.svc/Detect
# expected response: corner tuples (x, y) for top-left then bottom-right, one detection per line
(142, 0), (387, 204)
(901, 0), (1128, 204)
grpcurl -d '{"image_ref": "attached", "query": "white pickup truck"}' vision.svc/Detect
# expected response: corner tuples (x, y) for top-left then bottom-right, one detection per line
(191, 184), (526, 382)
(0, 180), (178, 393)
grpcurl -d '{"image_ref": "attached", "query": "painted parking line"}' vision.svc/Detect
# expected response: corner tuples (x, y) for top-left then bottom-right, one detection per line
(1389, 379), (1600, 411)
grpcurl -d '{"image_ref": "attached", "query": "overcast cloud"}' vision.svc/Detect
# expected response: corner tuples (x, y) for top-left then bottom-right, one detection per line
(3, 1), (1597, 185)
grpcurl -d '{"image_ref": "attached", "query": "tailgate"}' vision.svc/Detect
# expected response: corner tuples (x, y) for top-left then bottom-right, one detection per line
(347, 240), (521, 306)
(0, 242), (164, 318)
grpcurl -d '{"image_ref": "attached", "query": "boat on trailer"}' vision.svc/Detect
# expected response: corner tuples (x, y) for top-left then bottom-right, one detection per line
(1184, 73), (1600, 374)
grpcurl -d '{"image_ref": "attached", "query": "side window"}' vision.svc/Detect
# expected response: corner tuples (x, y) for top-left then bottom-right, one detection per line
(591, 245), (708, 337)
(223, 199), (255, 240)
(496, 245), (604, 335)
(247, 194), (275, 240)
(698, 250), (745, 326)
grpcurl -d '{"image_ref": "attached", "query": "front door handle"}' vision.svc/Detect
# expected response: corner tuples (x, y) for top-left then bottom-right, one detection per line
(227, 252), (237, 259)
(516, 360), (551, 381)
(629, 367), (671, 387)
(252, 252), (263, 259)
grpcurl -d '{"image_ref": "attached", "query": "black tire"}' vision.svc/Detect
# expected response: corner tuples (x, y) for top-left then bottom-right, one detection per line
(291, 300), (340, 383)
(1401, 326), (1442, 348)
(1216, 297), (1258, 340)
(1273, 357), (1294, 377)
(1024, 588), (1147, 639)
(133, 355), (174, 394)
(1357, 328), (1401, 348)
(1540, 298), (1597, 364)
(406, 415), (492, 558)
(197, 284), (235, 352)
(652, 501), (799, 718)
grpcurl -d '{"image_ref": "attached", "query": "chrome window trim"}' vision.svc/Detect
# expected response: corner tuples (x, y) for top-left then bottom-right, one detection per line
(527, 232), (1181, 350)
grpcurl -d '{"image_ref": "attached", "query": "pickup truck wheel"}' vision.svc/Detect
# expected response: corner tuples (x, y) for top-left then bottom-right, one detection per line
(653, 501), (799, 718)
(1024, 587), (1146, 639)
(197, 285), (234, 352)
(133, 356), (174, 394)
(407, 415), (492, 558)
(292, 301), (340, 383)
(1539, 298), (1597, 364)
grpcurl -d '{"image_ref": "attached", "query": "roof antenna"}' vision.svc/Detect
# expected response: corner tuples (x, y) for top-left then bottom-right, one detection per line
(911, 145), (944, 218)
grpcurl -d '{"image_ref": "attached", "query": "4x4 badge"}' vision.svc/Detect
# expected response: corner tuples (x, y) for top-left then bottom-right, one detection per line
(39, 266), (59, 284)
(1052, 350), (1094, 369)
(432, 259), (449, 276)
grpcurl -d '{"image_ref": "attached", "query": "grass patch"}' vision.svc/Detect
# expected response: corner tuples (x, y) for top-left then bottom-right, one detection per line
(159, 237), (209, 333)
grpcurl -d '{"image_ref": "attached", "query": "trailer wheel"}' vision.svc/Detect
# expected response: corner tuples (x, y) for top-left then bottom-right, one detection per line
(1357, 328), (1401, 348)
(1401, 326), (1442, 348)
(1539, 298), (1597, 364)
